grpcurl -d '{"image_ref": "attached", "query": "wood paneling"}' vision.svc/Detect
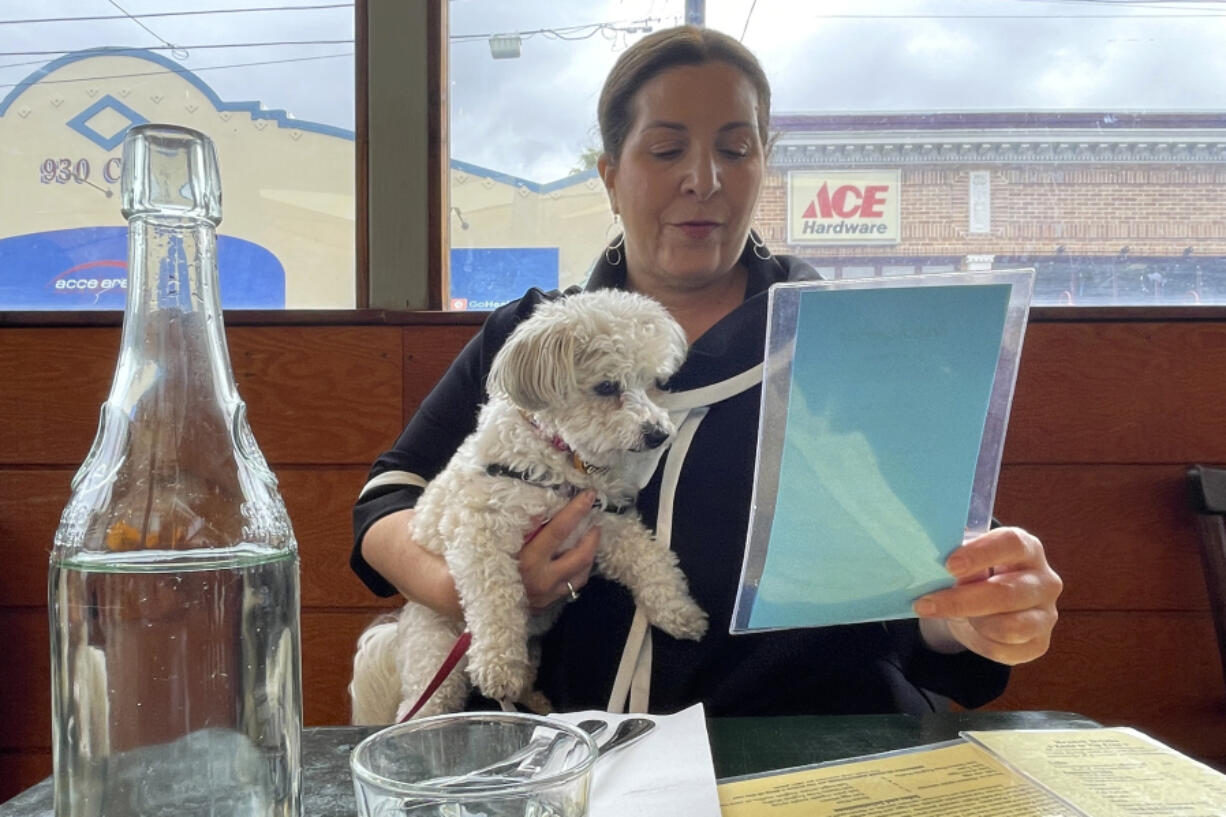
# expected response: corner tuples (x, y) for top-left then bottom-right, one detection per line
(287, 468), (392, 608)
(0, 471), (70, 607)
(0, 750), (50, 805)
(1, 467), (393, 609)
(402, 324), (478, 415)
(232, 326), (402, 464)
(1006, 321), (1226, 465)
(0, 328), (117, 466)
(0, 326), (403, 467)
(0, 609), (50, 753)
(4, 315), (1226, 801)
(0, 608), (400, 754)
(302, 609), (398, 726)
(996, 463), (1209, 611)
(991, 611), (1226, 765)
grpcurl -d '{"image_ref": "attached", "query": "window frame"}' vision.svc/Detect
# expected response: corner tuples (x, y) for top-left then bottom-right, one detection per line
(4, 2), (1226, 322)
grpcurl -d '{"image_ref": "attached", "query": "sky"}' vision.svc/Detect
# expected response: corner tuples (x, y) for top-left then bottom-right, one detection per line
(4, 0), (1226, 182)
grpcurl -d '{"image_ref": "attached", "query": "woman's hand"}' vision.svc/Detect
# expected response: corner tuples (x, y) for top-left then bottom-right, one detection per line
(360, 492), (602, 619)
(913, 527), (1063, 666)
(518, 490), (602, 611)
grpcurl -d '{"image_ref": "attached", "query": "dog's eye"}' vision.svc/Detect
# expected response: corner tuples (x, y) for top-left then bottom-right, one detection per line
(593, 380), (622, 397)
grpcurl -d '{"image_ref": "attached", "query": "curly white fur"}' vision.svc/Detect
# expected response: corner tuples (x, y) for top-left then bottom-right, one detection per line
(350, 290), (708, 724)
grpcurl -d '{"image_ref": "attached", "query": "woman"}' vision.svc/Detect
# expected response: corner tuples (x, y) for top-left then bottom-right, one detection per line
(351, 26), (1062, 717)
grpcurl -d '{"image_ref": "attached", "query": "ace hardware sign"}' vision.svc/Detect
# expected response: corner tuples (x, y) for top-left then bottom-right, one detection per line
(788, 170), (901, 246)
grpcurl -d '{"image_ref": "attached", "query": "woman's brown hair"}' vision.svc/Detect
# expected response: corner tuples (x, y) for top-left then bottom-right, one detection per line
(597, 26), (772, 162)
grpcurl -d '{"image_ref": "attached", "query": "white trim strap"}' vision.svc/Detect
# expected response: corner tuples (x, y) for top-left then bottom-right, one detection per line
(357, 470), (428, 499)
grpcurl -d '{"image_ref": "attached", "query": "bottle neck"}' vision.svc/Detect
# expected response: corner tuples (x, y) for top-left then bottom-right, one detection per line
(112, 214), (237, 409)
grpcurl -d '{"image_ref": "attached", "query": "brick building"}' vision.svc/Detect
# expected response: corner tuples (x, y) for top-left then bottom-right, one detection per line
(758, 112), (1226, 305)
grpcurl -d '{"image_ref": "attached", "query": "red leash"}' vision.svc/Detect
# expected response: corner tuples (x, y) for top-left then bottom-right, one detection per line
(397, 520), (551, 722)
(398, 629), (473, 723)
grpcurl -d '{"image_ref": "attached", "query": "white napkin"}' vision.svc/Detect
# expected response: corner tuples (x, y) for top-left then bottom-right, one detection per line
(552, 703), (722, 817)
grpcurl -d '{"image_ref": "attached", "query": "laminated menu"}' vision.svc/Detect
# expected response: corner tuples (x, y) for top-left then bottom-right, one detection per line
(717, 727), (1226, 817)
(731, 270), (1033, 632)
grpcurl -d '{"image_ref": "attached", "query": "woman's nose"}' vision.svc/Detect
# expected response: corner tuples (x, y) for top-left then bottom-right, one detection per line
(680, 150), (721, 200)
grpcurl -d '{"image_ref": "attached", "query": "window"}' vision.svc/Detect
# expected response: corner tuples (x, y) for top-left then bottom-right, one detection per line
(0, 1), (355, 310)
(445, 1), (1226, 307)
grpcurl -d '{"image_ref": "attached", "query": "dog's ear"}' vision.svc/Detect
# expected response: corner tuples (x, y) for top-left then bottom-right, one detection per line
(487, 315), (577, 411)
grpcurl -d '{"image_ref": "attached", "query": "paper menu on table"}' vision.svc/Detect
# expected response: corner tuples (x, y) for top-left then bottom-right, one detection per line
(717, 739), (1079, 817)
(964, 728), (1226, 817)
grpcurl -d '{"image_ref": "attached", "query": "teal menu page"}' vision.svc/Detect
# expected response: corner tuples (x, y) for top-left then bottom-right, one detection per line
(746, 283), (1012, 629)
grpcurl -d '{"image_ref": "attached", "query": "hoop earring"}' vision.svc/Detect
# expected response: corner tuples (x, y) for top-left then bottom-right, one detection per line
(749, 228), (772, 261)
(605, 232), (625, 267)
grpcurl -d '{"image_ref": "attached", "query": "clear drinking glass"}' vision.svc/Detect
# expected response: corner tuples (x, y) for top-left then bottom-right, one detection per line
(48, 124), (302, 817)
(350, 713), (598, 817)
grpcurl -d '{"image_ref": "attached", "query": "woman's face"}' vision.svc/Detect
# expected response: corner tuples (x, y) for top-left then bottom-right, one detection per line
(599, 61), (765, 294)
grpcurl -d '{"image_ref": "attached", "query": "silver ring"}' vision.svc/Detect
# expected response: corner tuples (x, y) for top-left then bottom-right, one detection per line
(566, 581), (580, 602)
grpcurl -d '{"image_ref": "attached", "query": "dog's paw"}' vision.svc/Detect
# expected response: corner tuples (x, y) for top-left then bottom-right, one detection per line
(518, 688), (553, 715)
(468, 655), (533, 702)
(652, 597), (708, 641)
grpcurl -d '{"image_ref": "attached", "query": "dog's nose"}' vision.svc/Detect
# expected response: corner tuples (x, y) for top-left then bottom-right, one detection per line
(642, 423), (670, 449)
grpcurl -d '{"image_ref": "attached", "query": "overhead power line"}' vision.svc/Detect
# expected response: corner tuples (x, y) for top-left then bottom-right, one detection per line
(107, 0), (178, 56)
(0, 3), (353, 26)
(739, 0), (758, 40)
(0, 40), (353, 57)
(0, 51), (352, 91)
(450, 18), (665, 44)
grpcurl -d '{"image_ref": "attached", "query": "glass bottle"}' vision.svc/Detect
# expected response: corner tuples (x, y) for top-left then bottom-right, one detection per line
(49, 124), (302, 817)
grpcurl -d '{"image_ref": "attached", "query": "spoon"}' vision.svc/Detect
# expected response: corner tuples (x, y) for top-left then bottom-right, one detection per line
(427, 718), (609, 787)
(577, 718), (610, 739)
(596, 717), (656, 758)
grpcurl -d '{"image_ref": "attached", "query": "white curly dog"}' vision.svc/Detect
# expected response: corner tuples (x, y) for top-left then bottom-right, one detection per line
(350, 289), (709, 724)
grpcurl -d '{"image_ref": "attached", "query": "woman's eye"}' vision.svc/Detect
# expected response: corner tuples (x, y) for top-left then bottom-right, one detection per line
(721, 147), (750, 159)
(593, 381), (622, 397)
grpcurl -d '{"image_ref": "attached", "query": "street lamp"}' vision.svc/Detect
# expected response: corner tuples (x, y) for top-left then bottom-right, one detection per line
(489, 34), (522, 59)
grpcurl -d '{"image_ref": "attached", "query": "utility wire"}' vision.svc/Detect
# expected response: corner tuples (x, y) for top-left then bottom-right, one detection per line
(739, 0), (758, 40)
(0, 51), (352, 91)
(0, 40), (353, 57)
(106, 0), (175, 50)
(0, 3), (353, 26)
(450, 18), (664, 43)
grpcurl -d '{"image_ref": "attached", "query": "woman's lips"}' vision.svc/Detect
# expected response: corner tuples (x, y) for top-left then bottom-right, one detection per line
(673, 221), (720, 239)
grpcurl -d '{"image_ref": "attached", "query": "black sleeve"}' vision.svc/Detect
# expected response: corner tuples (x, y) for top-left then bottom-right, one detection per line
(349, 289), (564, 596)
(886, 619), (1011, 709)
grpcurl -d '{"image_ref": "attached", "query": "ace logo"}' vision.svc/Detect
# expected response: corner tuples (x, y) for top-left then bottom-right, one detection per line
(802, 183), (889, 220)
(788, 170), (901, 245)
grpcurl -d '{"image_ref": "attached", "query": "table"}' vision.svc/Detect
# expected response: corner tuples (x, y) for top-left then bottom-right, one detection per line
(0, 711), (1098, 816)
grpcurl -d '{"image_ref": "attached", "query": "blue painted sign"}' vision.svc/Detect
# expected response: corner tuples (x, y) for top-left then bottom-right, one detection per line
(0, 226), (286, 309)
(449, 247), (559, 310)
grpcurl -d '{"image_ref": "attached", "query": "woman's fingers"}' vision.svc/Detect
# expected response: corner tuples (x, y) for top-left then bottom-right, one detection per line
(944, 526), (1045, 578)
(944, 610), (1057, 666)
(915, 568), (1049, 620)
(521, 490), (597, 560)
(914, 526), (1063, 665)
(518, 491), (601, 609)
